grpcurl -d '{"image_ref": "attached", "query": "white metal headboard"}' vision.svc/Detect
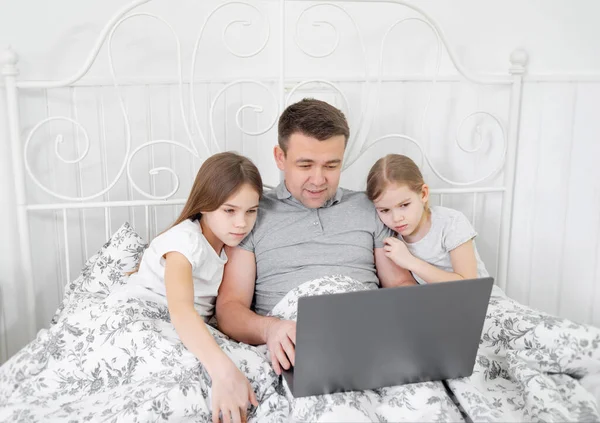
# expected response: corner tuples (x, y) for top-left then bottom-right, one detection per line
(1, 0), (527, 347)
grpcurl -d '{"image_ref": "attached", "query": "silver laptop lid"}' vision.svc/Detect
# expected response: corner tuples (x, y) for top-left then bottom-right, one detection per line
(291, 277), (494, 397)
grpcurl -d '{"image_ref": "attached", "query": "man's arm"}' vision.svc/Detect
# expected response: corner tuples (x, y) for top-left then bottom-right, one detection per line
(374, 247), (417, 288)
(216, 247), (296, 374)
(216, 247), (275, 345)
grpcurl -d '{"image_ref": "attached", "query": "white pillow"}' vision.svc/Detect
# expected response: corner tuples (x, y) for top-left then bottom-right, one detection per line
(51, 222), (147, 324)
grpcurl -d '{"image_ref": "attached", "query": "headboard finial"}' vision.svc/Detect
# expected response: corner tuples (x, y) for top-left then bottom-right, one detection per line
(509, 49), (528, 75)
(1, 46), (19, 77)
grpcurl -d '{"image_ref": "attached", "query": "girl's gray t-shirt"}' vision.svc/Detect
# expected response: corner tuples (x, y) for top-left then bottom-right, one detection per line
(397, 206), (489, 284)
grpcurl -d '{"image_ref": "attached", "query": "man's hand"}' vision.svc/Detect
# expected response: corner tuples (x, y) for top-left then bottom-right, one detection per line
(264, 319), (296, 375)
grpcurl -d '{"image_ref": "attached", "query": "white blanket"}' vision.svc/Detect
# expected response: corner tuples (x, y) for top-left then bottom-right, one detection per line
(2, 275), (599, 422)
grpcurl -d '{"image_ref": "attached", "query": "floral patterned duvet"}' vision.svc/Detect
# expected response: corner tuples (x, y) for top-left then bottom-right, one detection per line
(2, 274), (600, 422)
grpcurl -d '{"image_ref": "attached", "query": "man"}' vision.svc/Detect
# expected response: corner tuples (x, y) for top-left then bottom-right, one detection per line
(216, 99), (415, 375)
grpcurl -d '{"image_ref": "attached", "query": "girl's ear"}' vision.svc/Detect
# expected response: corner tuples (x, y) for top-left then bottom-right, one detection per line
(421, 184), (430, 204)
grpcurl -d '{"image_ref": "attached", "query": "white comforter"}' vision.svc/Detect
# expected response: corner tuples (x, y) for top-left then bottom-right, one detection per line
(1, 275), (599, 422)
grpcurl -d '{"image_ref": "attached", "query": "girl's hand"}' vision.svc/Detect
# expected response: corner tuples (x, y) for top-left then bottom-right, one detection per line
(383, 237), (415, 270)
(211, 360), (258, 423)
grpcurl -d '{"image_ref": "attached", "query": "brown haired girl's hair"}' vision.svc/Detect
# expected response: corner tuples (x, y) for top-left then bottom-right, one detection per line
(128, 152), (262, 275)
(170, 151), (263, 229)
(366, 154), (427, 204)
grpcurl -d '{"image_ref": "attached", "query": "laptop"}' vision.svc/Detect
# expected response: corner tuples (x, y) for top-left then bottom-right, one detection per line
(283, 277), (494, 397)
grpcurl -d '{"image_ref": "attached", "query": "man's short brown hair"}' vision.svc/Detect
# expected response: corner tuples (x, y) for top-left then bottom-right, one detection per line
(278, 98), (350, 154)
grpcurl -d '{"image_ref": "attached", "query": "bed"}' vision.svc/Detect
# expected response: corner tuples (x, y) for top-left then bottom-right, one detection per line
(2, 0), (600, 421)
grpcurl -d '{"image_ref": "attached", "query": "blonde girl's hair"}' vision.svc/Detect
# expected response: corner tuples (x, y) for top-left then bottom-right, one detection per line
(366, 154), (427, 208)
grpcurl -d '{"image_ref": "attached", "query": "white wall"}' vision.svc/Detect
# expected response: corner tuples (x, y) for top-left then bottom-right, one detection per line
(2, 0), (600, 78)
(509, 82), (600, 324)
(1, 0), (599, 360)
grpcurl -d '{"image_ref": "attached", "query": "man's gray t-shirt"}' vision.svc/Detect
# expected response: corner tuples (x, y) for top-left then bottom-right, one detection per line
(397, 206), (489, 285)
(239, 182), (392, 316)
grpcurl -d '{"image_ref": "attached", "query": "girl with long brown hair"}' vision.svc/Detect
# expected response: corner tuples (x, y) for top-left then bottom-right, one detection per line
(128, 151), (262, 422)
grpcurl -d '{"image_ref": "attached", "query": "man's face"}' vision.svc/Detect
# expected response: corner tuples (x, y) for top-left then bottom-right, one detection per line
(274, 132), (346, 209)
